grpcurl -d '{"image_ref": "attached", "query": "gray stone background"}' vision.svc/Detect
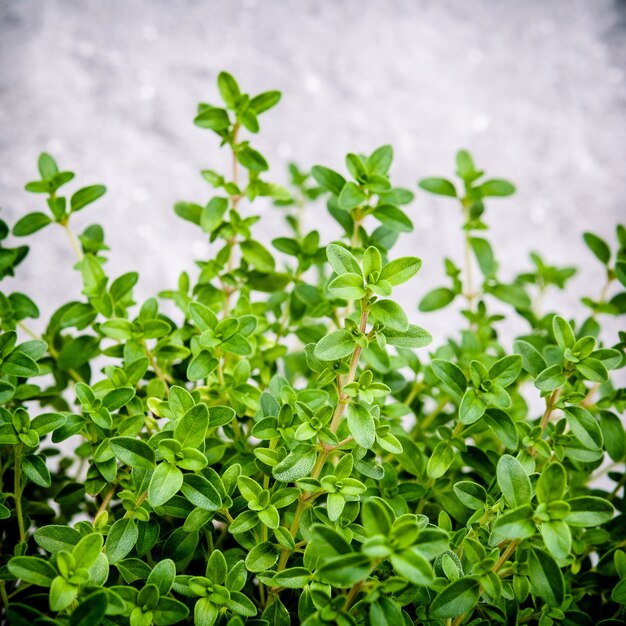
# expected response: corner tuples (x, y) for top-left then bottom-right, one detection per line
(1, 0), (625, 347)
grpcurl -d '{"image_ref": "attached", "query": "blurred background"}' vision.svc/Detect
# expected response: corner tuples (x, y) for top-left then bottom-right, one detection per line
(1, 0), (625, 344)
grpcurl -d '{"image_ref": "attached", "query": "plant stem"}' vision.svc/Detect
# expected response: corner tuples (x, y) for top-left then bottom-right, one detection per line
(493, 540), (519, 573)
(95, 486), (115, 519)
(222, 123), (242, 317)
(451, 540), (519, 626)
(592, 273), (613, 319)
(414, 397), (448, 434)
(462, 203), (476, 310)
(0, 580), (9, 611)
(62, 222), (83, 261)
(404, 380), (424, 407)
(539, 388), (562, 432)
(14, 444), (26, 544)
(343, 580), (363, 611)
(143, 341), (172, 387)
(17, 321), (39, 340)
(581, 382), (600, 407)
(530, 387), (562, 458)
(276, 298), (369, 572)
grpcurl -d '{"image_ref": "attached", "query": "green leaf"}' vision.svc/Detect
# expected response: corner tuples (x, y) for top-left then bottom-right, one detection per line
(565, 497), (614, 527)
(38, 152), (58, 179)
(22, 454), (51, 487)
(390, 548), (433, 585)
(612, 579), (626, 604)
(419, 177), (457, 197)
(237, 147), (269, 172)
(1, 351), (39, 377)
(379, 256), (421, 286)
(454, 481), (488, 510)
(271, 566), (311, 588)
(250, 90), (281, 114)
(201, 197), (229, 233)
(489, 504), (537, 546)
(272, 445), (317, 482)
(489, 355), (522, 387)
(431, 359), (467, 397)
(105, 518), (138, 564)
(369, 300), (409, 332)
(174, 201), (203, 225)
(427, 441), (455, 479)
(73, 533), (104, 570)
(317, 553), (371, 587)
(497, 454), (531, 508)
(314, 329), (355, 361)
(311, 165), (346, 195)
(70, 590), (108, 626)
(208, 405), (236, 428)
(147, 559), (176, 596)
(71, 185), (106, 212)
(100, 319), (133, 341)
(50, 576), (78, 611)
(615, 260), (626, 288)
(110, 437), (156, 469)
(477, 179), (515, 197)
(527, 547), (564, 607)
(534, 364), (567, 392)
(8, 556), (56, 586)
(459, 388), (485, 424)
(600, 411), (626, 462)
(583, 232), (611, 265)
(245, 542), (278, 572)
(338, 182), (367, 210)
(563, 407), (603, 451)
(513, 339), (547, 377)
(552, 315), (575, 349)
(575, 358), (608, 383)
(368, 144), (393, 175)
(470, 237), (496, 277)
(541, 520), (571, 560)
(174, 404), (209, 448)
(217, 71), (241, 108)
(34, 525), (81, 553)
(347, 403), (376, 449)
(383, 324), (431, 348)
(13, 212), (52, 236)
(194, 107), (230, 131)
(536, 462), (567, 503)
(326, 243), (361, 276)
(181, 474), (222, 511)
(187, 351), (217, 381)
(148, 463), (184, 507)
(195, 597), (219, 626)
(240, 240), (275, 272)
(328, 273), (366, 299)
(227, 591), (257, 617)
(373, 204), (413, 232)
(484, 409), (519, 450)
(430, 578), (480, 618)
(419, 287), (455, 312)
(490, 283), (531, 309)
(31, 412), (67, 436)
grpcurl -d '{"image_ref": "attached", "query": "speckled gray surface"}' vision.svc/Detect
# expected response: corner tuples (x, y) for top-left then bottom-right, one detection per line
(1, 0), (625, 345)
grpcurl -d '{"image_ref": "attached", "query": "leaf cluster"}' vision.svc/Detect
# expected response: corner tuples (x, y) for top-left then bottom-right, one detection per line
(0, 71), (625, 626)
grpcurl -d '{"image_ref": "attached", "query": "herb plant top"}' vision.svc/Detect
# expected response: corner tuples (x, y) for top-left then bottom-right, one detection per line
(1, 71), (625, 626)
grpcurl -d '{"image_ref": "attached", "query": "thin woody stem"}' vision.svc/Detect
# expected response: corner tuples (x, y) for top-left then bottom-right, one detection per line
(276, 297), (369, 573)
(223, 123), (241, 317)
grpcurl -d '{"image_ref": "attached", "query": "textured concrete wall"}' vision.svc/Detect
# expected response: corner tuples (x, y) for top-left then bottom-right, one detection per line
(1, 0), (625, 344)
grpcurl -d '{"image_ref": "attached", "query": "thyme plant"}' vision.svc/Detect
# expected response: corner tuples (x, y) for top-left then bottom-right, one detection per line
(1, 72), (625, 625)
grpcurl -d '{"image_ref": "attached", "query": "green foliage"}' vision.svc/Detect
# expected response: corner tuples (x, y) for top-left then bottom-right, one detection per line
(0, 72), (624, 626)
